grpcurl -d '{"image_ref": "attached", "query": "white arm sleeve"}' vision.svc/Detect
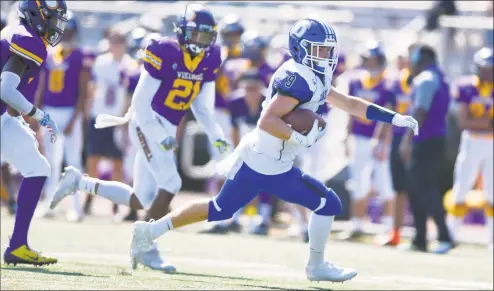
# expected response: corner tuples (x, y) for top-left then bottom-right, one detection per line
(132, 69), (169, 144)
(190, 81), (225, 143)
(0, 71), (35, 114)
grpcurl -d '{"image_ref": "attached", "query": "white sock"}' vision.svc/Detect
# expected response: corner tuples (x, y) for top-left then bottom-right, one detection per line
(351, 217), (362, 232)
(381, 215), (393, 233)
(487, 217), (493, 245)
(446, 214), (463, 242)
(79, 176), (132, 206)
(259, 203), (272, 225)
(308, 213), (334, 266)
(232, 208), (243, 224)
(150, 217), (174, 240)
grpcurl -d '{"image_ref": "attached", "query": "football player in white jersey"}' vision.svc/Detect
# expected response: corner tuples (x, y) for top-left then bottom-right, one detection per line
(125, 18), (418, 282)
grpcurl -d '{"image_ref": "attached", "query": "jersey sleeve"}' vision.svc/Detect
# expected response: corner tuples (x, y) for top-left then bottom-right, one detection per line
(452, 77), (472, 104)
(273, 70), (312, 103)
(204, 45), (223, 82)
(9, 33), (47, 68)
(142, 39), (166, 79)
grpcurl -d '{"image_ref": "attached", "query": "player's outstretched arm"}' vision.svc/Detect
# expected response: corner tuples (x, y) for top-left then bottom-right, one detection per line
(327, 87), (419, 135)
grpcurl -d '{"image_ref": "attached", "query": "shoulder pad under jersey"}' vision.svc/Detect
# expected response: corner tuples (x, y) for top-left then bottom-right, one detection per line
(6, 23), (47, 68)
(273, 60), (314, 104)
(142, 37), (180, 79)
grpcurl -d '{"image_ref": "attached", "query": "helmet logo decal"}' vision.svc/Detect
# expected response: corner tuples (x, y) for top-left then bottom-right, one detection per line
(45, 0), (58, 9)
(185, 7), (196, 22)
(291, 20), (310, 38)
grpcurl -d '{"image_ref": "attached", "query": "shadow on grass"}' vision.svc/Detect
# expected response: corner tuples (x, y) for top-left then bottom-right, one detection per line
(172, 272), (332, 290)
(173, 271), (255, 281)
(2, 266), (107, 278)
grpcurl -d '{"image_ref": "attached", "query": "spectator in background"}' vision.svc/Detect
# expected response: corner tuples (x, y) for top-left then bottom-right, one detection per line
(399, 45), (454, 254)
(83, 31), (133, 218)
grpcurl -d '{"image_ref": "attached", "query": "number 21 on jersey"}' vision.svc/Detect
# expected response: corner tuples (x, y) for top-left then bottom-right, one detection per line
(165, 79), (201, 111)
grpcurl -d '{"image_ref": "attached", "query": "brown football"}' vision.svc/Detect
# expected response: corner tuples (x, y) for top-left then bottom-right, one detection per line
(282, 108), (327, 135)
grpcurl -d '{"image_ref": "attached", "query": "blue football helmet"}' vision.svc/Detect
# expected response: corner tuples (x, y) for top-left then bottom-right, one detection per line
(18, 0), (68, 46)
(175, 4), (217, 55)
(474, 47), (493, 82)
(288, 18), (339, 75)
(361, 41), (386, 76)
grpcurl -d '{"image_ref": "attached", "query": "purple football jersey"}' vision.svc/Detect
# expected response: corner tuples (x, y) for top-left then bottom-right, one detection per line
(42, 47), (91, 107)
(215, 56), (251, 110)
(257, 62), (276, 88)
(143, 37), (222, 126)
(349, 73), (394, 137)
(390, 68), (412, 136)
(127, 66), (141, 95)
(228, 89), (264, 138)
(453, 75), (493, 135)
(0, 22), (47, 114)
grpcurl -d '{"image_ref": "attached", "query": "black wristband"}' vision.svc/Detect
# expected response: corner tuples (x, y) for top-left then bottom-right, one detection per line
(27, 106), (37, 117)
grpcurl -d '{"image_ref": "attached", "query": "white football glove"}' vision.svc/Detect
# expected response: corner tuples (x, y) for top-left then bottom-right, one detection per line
(392, 114), (419, 136)
(288, 119), (319, 147)
(39, 112), (59, 143)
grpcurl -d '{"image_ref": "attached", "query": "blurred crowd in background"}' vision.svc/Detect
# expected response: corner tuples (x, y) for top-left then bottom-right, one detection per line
(0, 1), (492, 252)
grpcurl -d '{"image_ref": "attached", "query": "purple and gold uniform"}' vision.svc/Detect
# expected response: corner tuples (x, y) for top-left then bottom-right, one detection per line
(449, 75), (493, 223)
(42, 46), (91, 107)
(143, 37), (221, 125)
(0, 22), (47, 114)
(347, 72), (394, 201)
(228, 89), (263, 139)
(349, 73), (393, 137)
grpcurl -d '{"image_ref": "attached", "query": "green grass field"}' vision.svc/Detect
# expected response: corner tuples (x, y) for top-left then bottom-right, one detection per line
(1, 214), (493, 290)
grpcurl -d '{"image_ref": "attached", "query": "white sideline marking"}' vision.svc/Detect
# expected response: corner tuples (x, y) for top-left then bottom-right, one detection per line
(51, 252), (493, 290)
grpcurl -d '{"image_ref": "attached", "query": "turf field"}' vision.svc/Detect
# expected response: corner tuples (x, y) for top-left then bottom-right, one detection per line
(1, 211), (492, 290)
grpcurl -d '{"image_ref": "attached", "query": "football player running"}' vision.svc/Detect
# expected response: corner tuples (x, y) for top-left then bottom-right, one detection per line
(51, 4), (228, 272)
(1, 0), (67, 265)
(127, 18), (418, 282)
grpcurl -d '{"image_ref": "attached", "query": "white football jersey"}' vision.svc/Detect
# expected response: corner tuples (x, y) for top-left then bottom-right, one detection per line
(239, 59), (334, 175)
(90, 53), (133, 118)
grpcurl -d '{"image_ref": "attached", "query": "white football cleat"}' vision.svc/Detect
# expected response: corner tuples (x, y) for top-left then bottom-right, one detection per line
(130, 220), (155, 270)
(65, 209), (84, 223)
(50, 166), (82, 210)
(306, 262), (357, 283)
(137, 243), (176, 273)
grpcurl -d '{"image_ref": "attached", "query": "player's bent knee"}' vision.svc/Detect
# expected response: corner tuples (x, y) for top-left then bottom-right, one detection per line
(207, 198), (235, 222)
(157, 175), (182, 195)
(314, 188), (342, 216)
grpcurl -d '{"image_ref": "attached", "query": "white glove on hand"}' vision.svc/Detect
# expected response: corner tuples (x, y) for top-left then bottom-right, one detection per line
(39, 112), (59, 143)
(213, 139), (230, 154)
(392, 114), (419, 136)
(288, 119), (319, 147)
(160, 136), (178, 151)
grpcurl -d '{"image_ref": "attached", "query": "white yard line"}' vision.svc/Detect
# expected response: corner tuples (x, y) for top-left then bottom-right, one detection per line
(49, 251), (493, 290)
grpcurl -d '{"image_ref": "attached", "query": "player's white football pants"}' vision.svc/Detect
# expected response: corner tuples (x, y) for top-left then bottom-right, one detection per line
(42, 106), (83, 203)
(0, 112), (50, 178)
(128, 113), (181, 209)
(348, 134), (394, 201)
(452, 131), (493, 205)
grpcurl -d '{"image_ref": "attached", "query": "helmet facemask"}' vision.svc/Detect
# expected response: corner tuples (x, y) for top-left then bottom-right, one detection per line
(300, 39), (339, 75)
(183, 26), (217, 55)
(43, 8), (68, 47)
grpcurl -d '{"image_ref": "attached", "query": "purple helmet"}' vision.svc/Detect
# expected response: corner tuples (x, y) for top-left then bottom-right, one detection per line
(18, 0), (68, 47)
(175, 4), (217, 55)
